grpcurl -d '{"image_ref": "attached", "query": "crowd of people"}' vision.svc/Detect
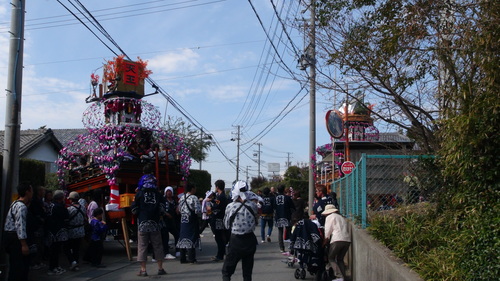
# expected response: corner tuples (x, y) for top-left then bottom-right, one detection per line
(4, 176), (351, 281)
(2, 183), (109, 280)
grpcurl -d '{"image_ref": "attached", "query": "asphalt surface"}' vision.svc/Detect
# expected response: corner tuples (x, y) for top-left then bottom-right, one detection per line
(28, 226), (325, 281)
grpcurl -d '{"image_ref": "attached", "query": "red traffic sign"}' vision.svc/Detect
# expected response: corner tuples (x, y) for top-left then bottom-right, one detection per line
(341, 161), (355, 175)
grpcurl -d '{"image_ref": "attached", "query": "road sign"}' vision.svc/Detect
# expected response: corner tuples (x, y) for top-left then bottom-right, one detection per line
(325, 110), (344, 138)
(268, 163), (280, 173)
(341, 161), (355, 175)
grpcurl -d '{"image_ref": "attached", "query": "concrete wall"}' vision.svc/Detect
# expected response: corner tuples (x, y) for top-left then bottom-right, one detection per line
(349, 222), (423, 281)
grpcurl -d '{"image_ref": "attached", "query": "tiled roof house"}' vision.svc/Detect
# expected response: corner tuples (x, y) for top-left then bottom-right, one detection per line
(0, 128), (63, 173)
(0, 128), (90, 173)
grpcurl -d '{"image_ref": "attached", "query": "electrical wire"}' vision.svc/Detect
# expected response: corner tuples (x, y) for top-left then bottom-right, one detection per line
(55, 0), (237, 171)
(235, 0), (310, 145)
(48, 0), (315, 174)
(1, 0), (226, 32)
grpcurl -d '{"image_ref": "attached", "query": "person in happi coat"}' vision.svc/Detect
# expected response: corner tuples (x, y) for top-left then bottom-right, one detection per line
(176, 184), (201, 264)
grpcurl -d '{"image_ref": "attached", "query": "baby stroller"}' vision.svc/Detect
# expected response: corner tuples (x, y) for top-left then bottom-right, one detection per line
(289, 219), (328, 280)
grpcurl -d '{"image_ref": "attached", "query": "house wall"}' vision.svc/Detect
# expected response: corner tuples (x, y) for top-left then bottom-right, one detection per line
(24, 142), (59, 173)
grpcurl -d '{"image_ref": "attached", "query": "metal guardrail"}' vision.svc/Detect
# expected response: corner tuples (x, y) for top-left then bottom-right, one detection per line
(332, 154), (438, 228)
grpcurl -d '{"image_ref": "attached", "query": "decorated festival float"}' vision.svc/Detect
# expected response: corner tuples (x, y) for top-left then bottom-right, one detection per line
(315, 96), (379, 188)
(57, 55), (191, 259)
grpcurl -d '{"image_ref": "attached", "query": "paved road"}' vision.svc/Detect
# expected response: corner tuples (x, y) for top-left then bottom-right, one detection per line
(30, 226), (319, 281)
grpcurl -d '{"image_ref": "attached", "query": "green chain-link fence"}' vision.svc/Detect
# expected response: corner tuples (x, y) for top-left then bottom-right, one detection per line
(331, 154), (440, 228)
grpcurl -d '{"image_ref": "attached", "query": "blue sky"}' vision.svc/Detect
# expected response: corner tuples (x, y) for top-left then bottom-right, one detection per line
(0, 0), (336, 186)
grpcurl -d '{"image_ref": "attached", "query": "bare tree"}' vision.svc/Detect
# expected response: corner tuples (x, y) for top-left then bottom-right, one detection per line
(313, 0), (457, 152)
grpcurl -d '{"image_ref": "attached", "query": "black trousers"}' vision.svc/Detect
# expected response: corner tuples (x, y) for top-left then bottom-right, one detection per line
(4, 232), (30, 281)
(85, 240), (104, 265)
(222, 233), (257, 281)
(212, 228), (227, 260)
(277, 226), (291, 251)
(161, 220), (179, 255)
(64, 237), (82, 264)
(49, 241), (63, 270)
(180, 248), (196, 263)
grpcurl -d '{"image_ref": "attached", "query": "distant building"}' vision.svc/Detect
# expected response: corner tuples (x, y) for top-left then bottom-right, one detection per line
(318, 98), (415, 186)
(316, 132), (415, 186)
(52, 128), (88, 148)
(0, 128), (63, 173)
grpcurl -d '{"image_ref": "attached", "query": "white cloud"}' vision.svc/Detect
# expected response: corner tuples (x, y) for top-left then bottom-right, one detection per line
(230, 51), (258, 66)
(207, 84), (248, 102)
(148, 49), (200, 74)
(16, 73), (88, 129)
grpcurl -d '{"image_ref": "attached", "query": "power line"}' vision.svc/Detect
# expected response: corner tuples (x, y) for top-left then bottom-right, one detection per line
(0, 0), (195, 26)
(247, 0), (299, 79)
(235, 1), (311, 147)
(240, 84), (308, 146)
(1, 0), (226, 31)
(54, 0), (237, 171)
(236, 1), (296, 128)
(31, 0), (314, 177)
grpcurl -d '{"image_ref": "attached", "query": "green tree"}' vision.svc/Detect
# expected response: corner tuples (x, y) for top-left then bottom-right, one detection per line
(315, 0), (500, 279)
(437, 1), (500, 278)
(283, 165), (309, 201)
(163, 117), (213, 165)
(187, 169), (211, 198)
(250, 176), (267, 191)
(315, 0), (442, 152)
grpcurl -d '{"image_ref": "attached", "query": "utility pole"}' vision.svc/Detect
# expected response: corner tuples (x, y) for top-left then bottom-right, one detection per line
(307, 0), (317, 215)
(1, 1), (25, 280)
(254, 142), (262, 177)
(199, 128), (203, 170)
(198, 129), (212, 171)
(298, 1), (317, 213)
(286, 152), (292, 168)
(246, 166), (250, 182)
(231, 125), (241, 181)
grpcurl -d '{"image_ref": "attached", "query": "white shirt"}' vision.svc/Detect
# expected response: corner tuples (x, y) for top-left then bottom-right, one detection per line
(224, 200), (258, 235)
(3, 201), (28, 240)
(324, 212), (351, 243)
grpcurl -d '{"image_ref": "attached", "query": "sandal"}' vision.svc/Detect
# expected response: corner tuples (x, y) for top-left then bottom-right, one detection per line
(137, 270), (148, 277)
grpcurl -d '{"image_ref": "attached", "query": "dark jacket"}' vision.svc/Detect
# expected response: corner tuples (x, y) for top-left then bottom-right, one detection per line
(260, 195), (275, 217)
(211, 191), (228, 220)
(291, 197), (306, 223)
(132, 188), (166, 233)
(274, 193), (295, 226)
(312, 196), (334, 226)
(290, 219), (322, 253)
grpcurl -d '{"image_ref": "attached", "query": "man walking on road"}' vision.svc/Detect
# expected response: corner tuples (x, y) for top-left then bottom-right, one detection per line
(274, 185), (295, 252)
(210, 179), (229, 262)
(222, 181), (258, 281)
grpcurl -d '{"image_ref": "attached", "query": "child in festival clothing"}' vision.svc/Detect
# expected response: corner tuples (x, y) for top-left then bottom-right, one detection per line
(85, 208), (108, 267)
(199, 191), (215, 234)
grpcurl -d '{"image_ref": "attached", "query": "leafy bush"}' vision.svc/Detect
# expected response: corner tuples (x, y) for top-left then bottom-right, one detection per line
(19, 159), (46, 186)
(187, 169), (211, 198)
(368, 202), (499, 280)
(0, 156), (46, 187)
